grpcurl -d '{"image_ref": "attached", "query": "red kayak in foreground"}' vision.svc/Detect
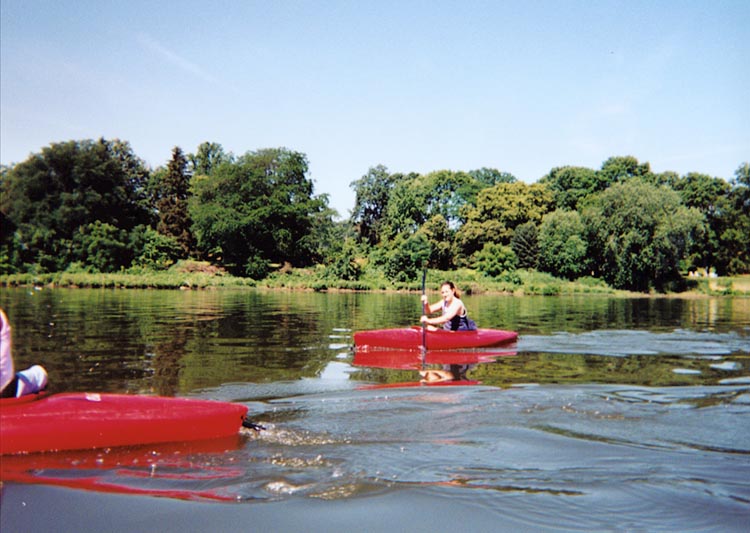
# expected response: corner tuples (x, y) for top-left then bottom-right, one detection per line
(354, 326), (518, 351)
(0, 392), (249, 455)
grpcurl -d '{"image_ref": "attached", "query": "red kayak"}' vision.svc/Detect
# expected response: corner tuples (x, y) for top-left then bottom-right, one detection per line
(354, 326), (518, 351)
(353, 348), (517, 370)
(0, 392), (249, 455)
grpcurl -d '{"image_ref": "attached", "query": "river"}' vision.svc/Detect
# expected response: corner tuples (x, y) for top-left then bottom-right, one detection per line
(1, 288), (749, 532)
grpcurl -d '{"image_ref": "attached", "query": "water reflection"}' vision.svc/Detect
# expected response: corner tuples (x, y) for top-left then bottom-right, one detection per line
(0, 288), (748, 395)
(351, 347), (517, 387)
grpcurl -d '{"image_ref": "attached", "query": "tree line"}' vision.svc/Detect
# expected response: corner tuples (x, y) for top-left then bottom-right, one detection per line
(350, 159), (749, 291)
(1, 138), (748, 292)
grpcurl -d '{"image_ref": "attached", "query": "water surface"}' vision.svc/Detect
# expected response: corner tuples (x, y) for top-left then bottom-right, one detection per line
(1, 288), (748, 532)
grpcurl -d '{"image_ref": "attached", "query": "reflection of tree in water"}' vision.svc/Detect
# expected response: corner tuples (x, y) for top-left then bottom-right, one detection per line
(151, 327), (188, 397)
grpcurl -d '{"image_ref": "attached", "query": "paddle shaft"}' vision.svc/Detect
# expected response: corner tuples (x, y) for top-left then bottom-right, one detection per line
(421, 269), (427, 359)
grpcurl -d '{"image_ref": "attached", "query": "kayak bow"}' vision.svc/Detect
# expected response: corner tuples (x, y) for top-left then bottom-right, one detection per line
(0, 392), (249, 455)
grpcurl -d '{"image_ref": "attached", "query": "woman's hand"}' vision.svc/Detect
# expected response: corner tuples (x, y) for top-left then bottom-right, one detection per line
(420, 315), (429, 325)
(421, 294), (429, 305)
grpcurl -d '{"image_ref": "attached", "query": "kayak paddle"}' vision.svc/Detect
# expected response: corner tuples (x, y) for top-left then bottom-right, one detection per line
(421, 268), (427, 366)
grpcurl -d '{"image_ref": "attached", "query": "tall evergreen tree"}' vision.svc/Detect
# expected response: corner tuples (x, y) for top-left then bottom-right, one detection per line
(511, 222), (539, 270)
(156, 147), (194, 257)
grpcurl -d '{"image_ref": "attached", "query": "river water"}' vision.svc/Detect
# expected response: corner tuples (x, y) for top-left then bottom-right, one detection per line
(1, 288), (749, 532)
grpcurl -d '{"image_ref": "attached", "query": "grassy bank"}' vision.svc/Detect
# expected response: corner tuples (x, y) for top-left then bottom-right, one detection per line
(0, 265), (256, 290)
(2, 261), (748, 296)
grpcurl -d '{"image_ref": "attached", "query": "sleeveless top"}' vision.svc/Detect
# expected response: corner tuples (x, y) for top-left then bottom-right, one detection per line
(442, 299), (477, 331)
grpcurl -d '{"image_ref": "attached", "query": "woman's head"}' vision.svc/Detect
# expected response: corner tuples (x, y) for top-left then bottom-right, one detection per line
(440, 281), (460, 300)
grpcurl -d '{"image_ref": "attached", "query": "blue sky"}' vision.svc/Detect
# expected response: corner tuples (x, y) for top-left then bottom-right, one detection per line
(2, 0), (748, 217)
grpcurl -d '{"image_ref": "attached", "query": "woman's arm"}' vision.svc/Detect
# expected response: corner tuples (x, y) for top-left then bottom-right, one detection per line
(422, 300), (461, 326)
(421, 295), (443, 314)
(1, 309), (15, 393)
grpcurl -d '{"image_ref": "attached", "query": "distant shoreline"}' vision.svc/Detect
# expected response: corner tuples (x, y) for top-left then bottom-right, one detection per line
(2, 269), (748, 297)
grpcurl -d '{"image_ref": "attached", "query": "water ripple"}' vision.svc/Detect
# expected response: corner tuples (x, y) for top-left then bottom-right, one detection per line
(519, 329), (750, 357)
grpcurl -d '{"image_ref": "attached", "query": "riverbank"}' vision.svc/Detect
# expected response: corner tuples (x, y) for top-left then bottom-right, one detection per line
(1, 262), (748, 296)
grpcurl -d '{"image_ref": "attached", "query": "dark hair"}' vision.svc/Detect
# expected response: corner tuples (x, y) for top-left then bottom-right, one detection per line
(441, 281), (460, 299)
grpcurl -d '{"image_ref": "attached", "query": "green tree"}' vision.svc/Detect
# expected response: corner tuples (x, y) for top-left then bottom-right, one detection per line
(189, 148), (328, 278)
(422, 170), (476, 228)
(188, 142), (231, 176)
(310, 206), (348, 264)
(468, 168), (517, 187)
(538, 210), (588, 280)
(670, 172), (730, 273)
(1, 138), (151, 273)
(130, 226), (183, 270)
(419, 214), (453, 270)
(598, 155), (653, 188)
(511, 222), (539, 270)
(383, 232), (431, 283)
(381, 173), (429, 239)
(540, 166), (600, 211)
(155, 146), (194, 257)
(381, 170), (480, 240)
(349, 165), (398, 246)
(71, 221), (130, 272)
(455, 182), (553, 261)
(473, 242), (517, 278)
(716, 163), (750, 274)
(326, 238), (361, 281)
(462, 168), (517, 212)
(582, 180), (703, 291)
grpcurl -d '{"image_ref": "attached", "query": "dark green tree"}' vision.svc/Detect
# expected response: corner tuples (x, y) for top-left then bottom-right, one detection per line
(540, 166), (601, 211)
(383, 232), (431, 283)
(670, 172), (730, 273)
(349, 165), (398, 246)
(189, 148), (329, 278)
(715, 163), (750, 274)
(419, 214), (453, 270)
(71, 221), (130, 272)
(381, 173), (429, 239)
(129, 226), (183, 270)
(188, 142), (231, 176)
(381, 170), (479, 240)
(1, 138), (151, 272)
(598, 155), (653, 188)
(511, 222), (539, 270)
(473, 242), (518, 278)
(155, 146), (194, 257)
(582, 180), (703, 291)
(468, 168), (517, 187)
(326, 238), (361, 281)
(538, 210), (588, 280)
(310, 206), (348, 264)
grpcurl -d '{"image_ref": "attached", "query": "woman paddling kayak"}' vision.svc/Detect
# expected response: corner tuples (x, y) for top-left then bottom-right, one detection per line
(420, 281), (477, 332)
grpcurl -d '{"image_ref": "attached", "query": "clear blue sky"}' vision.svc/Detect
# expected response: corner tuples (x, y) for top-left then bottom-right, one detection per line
(2, 0), (748, 217)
